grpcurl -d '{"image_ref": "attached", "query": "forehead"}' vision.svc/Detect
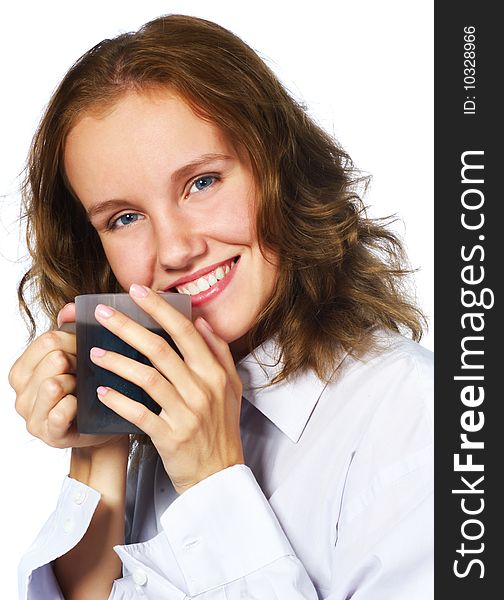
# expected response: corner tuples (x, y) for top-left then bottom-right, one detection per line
(65, 90), (233, 162)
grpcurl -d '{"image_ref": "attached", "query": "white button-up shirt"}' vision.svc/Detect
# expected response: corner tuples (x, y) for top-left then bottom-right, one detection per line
(19, 330), (433, 599)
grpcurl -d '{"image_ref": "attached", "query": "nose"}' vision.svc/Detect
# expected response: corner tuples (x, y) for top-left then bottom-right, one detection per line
(151, 211), (207, 271)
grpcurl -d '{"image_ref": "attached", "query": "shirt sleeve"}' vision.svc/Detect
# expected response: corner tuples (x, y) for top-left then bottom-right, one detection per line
(18, 475), (189, 600)
(115, 464), (320, 599)
(18, 476), (100, 600)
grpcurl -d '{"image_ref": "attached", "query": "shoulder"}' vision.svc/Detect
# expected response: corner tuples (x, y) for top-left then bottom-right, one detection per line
(355, 328), (433, 382)
(373, 329), (432, 397)
(335, 329), (433, 431)
(315, 329), (433, 461)
(371, 330), (433, 428)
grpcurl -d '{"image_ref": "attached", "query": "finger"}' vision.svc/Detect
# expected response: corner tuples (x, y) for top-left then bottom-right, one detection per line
(127, 284), (217, 374)
(194, 317), (243, 400)
(57, 302), (76, 328)
(15, 352), (77, 419)
(89, 347), (190, 419)
(34, 350), (77, 380)
(9, 331), (76, 392)
(28, 373), (76, 425)
(45, 403), (122, 449)
(45, 395), (105, 449)
(96, 385), (165, 440)
(92, 301), (198, 396)
(16, 350), (77, 418)
(46, 393), (78, 443)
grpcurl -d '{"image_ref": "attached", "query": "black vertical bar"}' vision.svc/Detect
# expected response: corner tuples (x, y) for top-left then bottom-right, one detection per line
(435, 2), (501, 597)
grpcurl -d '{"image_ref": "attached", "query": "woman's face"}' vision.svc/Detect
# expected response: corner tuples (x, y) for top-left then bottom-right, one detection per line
(64, 90), (278, 360)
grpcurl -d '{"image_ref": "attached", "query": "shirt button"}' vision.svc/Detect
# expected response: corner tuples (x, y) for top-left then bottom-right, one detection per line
(133, 569), (148, 586)
(63, 518), (73, 533)
(73, 490), (86, 505)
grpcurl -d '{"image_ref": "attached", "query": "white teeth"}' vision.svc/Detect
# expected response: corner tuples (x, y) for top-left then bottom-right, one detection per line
(231, 260), (236, 269)
(196, 277), (211, 291)
(174, 258), (238, 295)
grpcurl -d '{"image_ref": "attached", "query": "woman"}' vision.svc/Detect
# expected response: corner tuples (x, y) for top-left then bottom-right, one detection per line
(11, 14), (433, 600)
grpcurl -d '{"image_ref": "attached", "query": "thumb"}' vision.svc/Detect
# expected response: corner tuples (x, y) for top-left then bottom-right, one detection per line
(57, 302), (76, 328)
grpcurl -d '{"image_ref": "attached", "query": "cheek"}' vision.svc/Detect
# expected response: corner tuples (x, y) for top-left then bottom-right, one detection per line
(101, 239), (153, 288)
(211, 188), (256, 242)
(260, 256), (279, 295)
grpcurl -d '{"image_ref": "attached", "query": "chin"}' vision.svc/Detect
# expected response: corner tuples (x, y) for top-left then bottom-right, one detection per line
(213, 313), (251, 341)
(217, 324), (248, 345)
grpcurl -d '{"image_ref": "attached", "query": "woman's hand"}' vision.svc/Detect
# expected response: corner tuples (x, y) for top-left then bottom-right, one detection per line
(89, 283), (245, 494)
(9, 302), (123, 450)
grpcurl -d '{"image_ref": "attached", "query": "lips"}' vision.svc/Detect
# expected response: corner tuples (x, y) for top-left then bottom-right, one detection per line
(160, 255), (241, 308)
(165, 256), (240, 297)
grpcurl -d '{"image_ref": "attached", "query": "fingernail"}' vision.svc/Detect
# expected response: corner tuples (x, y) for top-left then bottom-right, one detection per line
(95, 304), (114, 318)
(130, 283), (149, 298)
(57, 303), (71, 328)
(97, 386), (109, 398)
(90, 347), (106, 359)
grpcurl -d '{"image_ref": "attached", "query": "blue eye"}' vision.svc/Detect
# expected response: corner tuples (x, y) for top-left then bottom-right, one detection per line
(110, 213), (142, 229)
(188, 175), (218, 194)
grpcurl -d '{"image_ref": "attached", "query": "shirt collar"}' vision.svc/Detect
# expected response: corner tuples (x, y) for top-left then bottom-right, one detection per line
(236, 337), (345, 444)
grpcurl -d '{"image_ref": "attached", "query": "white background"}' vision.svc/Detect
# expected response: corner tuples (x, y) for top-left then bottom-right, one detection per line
(0, 1), (433, 596)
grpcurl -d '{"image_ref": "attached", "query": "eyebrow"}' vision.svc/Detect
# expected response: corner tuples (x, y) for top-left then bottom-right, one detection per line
(86, 153), (234, 221)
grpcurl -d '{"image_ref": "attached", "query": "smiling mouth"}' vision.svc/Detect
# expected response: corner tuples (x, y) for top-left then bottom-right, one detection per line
(169, 256), (239, 296)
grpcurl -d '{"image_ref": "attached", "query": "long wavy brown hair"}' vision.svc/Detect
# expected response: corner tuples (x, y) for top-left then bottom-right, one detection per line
(19, 14), (426, 388)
